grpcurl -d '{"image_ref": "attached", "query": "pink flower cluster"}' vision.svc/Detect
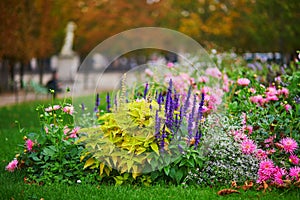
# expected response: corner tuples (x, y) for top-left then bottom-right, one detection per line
(45, 104), (75, 115)
(5, 159), (18, 172)
(237, 78), (250, 86)
(26, 139), (34, 151)
(232, 113), (300, 185)
(64, 126), (80, 138)
(257, 160), (300, 184)
(249, 85), (290, 109)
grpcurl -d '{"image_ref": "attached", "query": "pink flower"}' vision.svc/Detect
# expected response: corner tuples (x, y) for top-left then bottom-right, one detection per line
(285, 104), (292, 112)
(205, 67), (222, 79)
(63, 106), (74, 115)
(237, 78), (250, 86)
(26, 139), (34, 151)
(257, 160), (275, 183)
(289, 155), (299, 165)
(245, 125), (253, 135)
(279, 137), (298, 153)
(255, 149), (268, 160)
(249, 88), (256, 94)
(198, 76), (209, 83)
(64, 126), (71, 135)
(250, 95), (265, 106)
(266, 95), (278, 101)
(274, 76), (281, 83)
(266, 86), (278, 96)
(45, 105), (61, 112)
(70, 127), (80, 138)
(44, 126), (49, 134)
(278, 87), (289, 98)
(145, 69), (153, 77)
(167, 62), (174, 68)
(241, 139), (257, 154)
(232, 130), (247, 141)
(6, 159), (18, 172)
(274, 167), (286, 185)
(289, 166), (300, 180)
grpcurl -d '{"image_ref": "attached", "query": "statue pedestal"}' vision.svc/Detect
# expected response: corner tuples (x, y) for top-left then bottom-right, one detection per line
(56, 54), (80, 82)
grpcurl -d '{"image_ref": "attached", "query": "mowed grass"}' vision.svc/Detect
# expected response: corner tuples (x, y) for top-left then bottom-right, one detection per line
(0, 99), (299, 200)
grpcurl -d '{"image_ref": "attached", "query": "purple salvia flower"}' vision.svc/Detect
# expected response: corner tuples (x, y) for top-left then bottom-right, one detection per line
(155, 110), (161, 139)
(187, 112), (194, 139)
(183, 86), (192, 115)
(143, 82), (149, 99)
(194, 129), (201, 149)
(81, 103), (85, 111)
(94, 93), (100, 112)
(160, 125), (167, 152)
(106, 92), (111, 112)
(197, 92), (205, 121)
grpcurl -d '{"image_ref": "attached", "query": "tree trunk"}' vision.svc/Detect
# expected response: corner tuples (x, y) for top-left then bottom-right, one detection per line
(20, 61), (25, 89)
(8, 59), (15, 92)
(38, 58), (44, 85)
(0, 59), (9, 93)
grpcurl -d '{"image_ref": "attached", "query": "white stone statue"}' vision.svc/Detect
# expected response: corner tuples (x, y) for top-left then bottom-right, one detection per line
(60, 21), (77, 56)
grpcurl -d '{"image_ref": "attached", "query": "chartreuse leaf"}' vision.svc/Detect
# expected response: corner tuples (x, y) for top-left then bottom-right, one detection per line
(150, 143), (159, 155)
(99, 162), (105, 176)
(84, 157), (95, 169)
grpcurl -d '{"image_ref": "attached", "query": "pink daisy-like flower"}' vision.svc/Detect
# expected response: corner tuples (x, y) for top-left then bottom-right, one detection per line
(257, 160), (275, 183)
(63, 105), (74, 115)
(5, 159), (18, 172)
(198, 76), (209, 83)
(278, 87), (289, 98)
(279, 137), (298, 153)
(45, 105), (61, 112)
(289, 166), (300, 180)
(26, 139), (34, 151)
(69, 127), (80, 138)
(167, 62), (174, 68)
(284, 104), (292, 112)
(266, 95), (278, 101)
(249, 88), (256, 94)
(241, 139), (257, 154)
(205, 67), (222, 79)
(274, 167), (286, 185)
(145, 69), (153, 77)
(237, 78), (250, 86)
(289, 155), (299, 165)
(256, 149), (268, 160)
(245, 125), (253, 135)
(64, 126), (71, 135)
(266, 86), (278, 96)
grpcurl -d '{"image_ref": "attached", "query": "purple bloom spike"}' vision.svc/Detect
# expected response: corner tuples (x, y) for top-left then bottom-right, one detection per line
(81, 103), (85, 111)
(155, 110), (161, 139)
(187, 112), (194, 139)
(143, 82), (149, 99)
(94, 93), (100, 112)
(106, 92), (111, 112)
(160, 125), (167, 152)
(198, 93), (205, 121)
(183, 86), (192, 114)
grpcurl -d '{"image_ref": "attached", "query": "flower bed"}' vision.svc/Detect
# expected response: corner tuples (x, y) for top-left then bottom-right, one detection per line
(6, 52), (300, 193)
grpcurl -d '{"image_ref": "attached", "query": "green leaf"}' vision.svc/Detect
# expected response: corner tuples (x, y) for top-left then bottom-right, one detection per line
(150, 143), (159, 155)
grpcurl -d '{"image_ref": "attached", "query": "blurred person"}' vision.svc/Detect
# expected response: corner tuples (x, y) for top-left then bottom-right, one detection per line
(46, 70), (62, 98)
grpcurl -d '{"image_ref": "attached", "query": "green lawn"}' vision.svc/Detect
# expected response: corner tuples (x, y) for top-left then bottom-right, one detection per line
(0, 100), (299, 200)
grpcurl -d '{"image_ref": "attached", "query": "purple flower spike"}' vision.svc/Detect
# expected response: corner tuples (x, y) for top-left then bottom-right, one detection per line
(106, 92), (111, 112)
(81, 103), (85, 111)
(198, 92), (205, 121)
(155, 110), (161, 139)
(183, 86), (192, 114)
(143, 82), (149, 99)
(94, 93), (100, 112)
